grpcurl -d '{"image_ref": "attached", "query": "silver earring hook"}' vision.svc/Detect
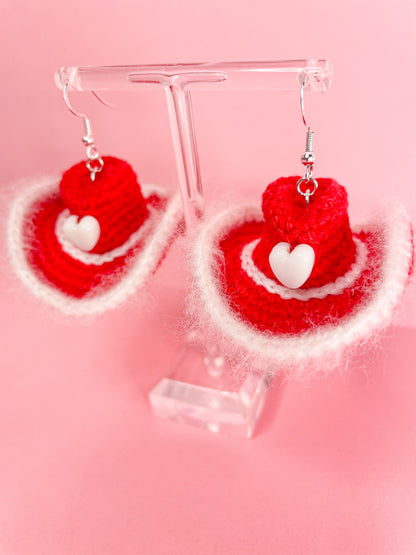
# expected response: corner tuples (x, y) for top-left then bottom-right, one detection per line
(296, 79), (318, 205)
(62, 84), (116, 181)
(63, 83), (117, 118)
(300, 79), (308, 128)
(300, 79), (315, 130)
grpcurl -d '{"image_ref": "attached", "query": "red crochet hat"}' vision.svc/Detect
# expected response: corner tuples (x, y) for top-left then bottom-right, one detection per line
(191, 176), (414, 376)
(60, 157), (148, 254)
(8, 156), (183, 315)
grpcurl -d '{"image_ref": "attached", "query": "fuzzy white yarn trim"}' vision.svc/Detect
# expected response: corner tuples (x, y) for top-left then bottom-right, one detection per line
(7, 176), (182, 316)
(241, 236), (367, 300)
(192, 203), (413, 374)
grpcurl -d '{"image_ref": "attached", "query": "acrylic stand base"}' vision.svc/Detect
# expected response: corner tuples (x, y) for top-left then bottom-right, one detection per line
(149, 337), (272, 438)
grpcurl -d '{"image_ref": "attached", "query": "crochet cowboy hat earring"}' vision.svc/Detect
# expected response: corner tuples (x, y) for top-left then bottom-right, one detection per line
(189, 80), (414, 380)
(7, 85), (183, 315)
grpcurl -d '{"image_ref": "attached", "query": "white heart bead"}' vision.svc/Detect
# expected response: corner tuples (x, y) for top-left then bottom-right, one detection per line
(269, 242), (315, 289)
(62, 215), (101, 252)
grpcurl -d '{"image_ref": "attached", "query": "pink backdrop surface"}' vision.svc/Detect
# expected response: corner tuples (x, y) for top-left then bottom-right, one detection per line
(1, 0), (416, 554)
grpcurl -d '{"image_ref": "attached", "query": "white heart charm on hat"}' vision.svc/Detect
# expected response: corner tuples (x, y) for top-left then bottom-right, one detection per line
(269, 242), (315, 289)
(62, 214), (101, 252)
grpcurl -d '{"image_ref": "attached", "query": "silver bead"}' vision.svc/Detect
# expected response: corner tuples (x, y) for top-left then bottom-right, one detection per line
(82, 135), (94, 145)
(301, 151), (315, 165)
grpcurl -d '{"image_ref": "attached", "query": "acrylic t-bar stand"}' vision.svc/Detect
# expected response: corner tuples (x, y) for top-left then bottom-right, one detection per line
(56, 60), (333, 437)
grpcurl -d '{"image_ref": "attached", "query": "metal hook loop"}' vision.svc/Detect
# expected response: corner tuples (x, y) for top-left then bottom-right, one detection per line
(62, 83), (117, 118)
(300, 79), (307, 128)
(296, 176), (318, 205)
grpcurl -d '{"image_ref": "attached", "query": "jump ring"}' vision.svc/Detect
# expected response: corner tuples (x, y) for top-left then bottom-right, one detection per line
(86, 145), (100, 160)
(86, 157), (104, 173)
(296, 176), (318, 200)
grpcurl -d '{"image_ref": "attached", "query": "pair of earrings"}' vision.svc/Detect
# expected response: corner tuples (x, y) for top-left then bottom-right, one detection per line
(7, 85), (183, 315)
(7, 80), (413, 379)
(188, 83), (414, 378)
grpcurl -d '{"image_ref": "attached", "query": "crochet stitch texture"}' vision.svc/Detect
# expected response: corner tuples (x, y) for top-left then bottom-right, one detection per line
(252, 176), (356, 287)
(7, 157), (184, 314)
(60, 156), (148, 254)
(219, 177), (368, 334)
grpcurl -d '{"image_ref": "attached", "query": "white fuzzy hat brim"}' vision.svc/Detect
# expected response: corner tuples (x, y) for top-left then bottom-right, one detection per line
(7, 177), (183, 316)
(189, 202), (414, 380)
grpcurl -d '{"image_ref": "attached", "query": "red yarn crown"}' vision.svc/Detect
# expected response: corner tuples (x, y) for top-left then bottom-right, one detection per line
(252, 176), (356, 288)
(60, 156), (147, 254)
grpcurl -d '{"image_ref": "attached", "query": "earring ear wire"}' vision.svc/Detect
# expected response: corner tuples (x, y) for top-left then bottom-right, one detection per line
(62, 83), (117, 181)
(7, 77), (184, 312)
(296, 80), (318, 205)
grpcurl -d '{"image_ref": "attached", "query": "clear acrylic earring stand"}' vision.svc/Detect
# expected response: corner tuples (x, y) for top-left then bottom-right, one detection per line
(56, 60), (333, 437)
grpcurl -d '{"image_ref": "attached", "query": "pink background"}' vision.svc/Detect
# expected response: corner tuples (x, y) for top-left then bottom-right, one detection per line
(1, 1), (416, 553)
